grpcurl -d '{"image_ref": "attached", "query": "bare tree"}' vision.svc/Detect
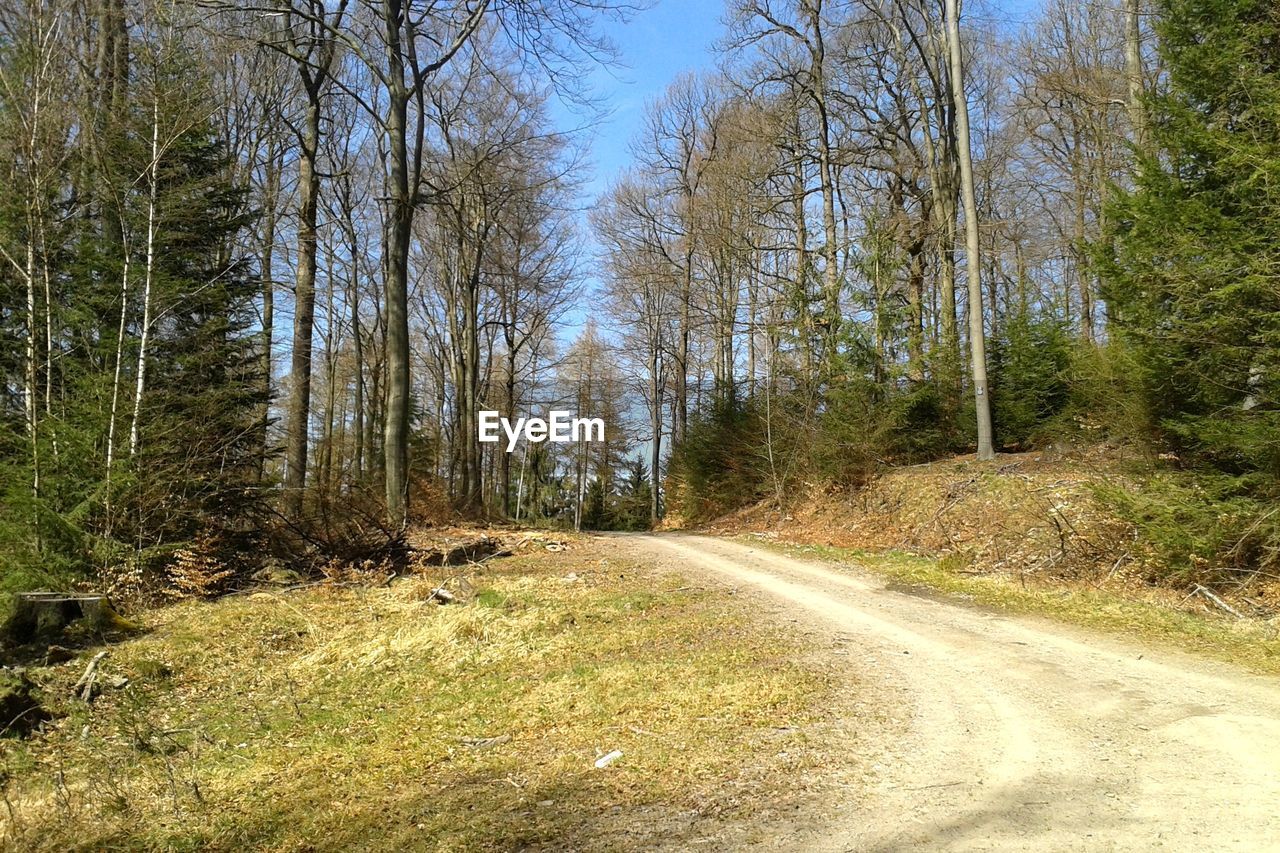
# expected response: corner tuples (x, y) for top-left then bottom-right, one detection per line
(595, 177), (679, 523)
(726, 0), (844, 360)
(246, 0), (351, 516)
(944, 0), (993, 459)
(634, 73), (722, 443)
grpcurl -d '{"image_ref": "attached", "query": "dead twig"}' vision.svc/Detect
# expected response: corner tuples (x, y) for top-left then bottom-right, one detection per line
(73, 651), (109, 702)
(1191, 584), (1246, 620)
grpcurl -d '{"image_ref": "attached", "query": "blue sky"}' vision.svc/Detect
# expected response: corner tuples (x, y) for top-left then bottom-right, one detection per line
(568, 0), (727, 202)
(548, 0), (725, 336)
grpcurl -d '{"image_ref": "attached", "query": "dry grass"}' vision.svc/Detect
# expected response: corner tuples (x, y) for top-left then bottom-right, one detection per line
(1, 538), (840, 851)
(748, 538), (1280, 677)
(710, 448), (1137, 581)
(704, 445), (1280, 672)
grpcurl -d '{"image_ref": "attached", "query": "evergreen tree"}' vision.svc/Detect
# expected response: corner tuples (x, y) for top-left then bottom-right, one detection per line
(0, 29), (267, 590)
(1101, 0), (1280, 474)
(614, 457), (653, 531)
(123, 123), (266, 565)
(988, 312), (1072, 449)
(581, 478), (610, 530)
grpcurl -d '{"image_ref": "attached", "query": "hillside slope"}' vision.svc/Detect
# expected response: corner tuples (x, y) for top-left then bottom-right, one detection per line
(706, 448), (1280, 618)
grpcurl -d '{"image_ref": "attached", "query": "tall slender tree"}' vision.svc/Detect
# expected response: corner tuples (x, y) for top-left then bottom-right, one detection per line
(945, 0), (994, 459)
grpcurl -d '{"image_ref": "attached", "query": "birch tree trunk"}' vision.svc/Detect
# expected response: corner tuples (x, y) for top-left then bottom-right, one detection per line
(105, 248), (131, 508)
(129, 95), (161, 458)
(25, 239), (39, 508)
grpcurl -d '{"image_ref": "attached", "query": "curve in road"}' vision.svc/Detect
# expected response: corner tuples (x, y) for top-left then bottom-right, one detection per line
(627, 533), (1280, 852)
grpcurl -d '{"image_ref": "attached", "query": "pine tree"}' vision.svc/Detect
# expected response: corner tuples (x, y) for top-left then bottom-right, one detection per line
(0, 32), (267, 589)
(614, 458), (653, 531)
(123, 122), (266, 563)
(1101, 0), (1280, 474)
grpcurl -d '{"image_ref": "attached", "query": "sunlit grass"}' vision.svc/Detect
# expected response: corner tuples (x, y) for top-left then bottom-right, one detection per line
(2, 545), (839, 851)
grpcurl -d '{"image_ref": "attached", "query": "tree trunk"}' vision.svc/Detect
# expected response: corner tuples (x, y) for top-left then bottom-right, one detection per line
(350, 264), (365, 481)
(677, 240), (691, 445)
(945, 0), (994, 460)
(747, 253), (758, 395)
(911, 31), (961, 390)
(802, 2), (840, 359)
(791, 148), (814, 380)
(382, 33), (412, 527)
(649, 338), (663, 525)
(258, 148), (280, 481)
(105, 248), (131, 516)
(1074, 179), (1094, 342)
(320, 259), (339, 497)
(814, 91), (840, 356)
(503, 330), (517, 515)
(129, 95), (160, 458)
(25, 237), (39, 514)
(1125, 0), (1146, 152)
(461, 258), (483, 510)
(906, 224), (927, 383)
(95, 0), (127, 249)
(282, 97), (323, 517)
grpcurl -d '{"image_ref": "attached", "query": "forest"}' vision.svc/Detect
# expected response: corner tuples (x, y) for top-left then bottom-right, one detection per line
(1, 0), (1278, 598)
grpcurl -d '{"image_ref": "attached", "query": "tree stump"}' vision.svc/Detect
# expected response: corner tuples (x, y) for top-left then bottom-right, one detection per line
(1, 593), (138, 648)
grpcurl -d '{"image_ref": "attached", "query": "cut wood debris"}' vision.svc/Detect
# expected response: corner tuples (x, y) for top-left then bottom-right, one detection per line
(73, 650), (109, 702)
(594, 749), (623, 769)
(427, 587), (458, 605)
(413, 534), (509, 568)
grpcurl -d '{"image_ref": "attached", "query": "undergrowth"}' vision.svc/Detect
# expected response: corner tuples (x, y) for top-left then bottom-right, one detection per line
(1095, 469), (1280, 589)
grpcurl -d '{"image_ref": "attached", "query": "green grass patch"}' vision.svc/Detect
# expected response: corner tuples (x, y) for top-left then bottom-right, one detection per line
(474, 587), (506, 608)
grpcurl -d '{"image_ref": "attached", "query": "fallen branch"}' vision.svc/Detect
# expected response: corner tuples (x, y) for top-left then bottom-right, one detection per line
(427, 587), (457, 605)
(460, 734), (510, 750)
(73, 651), (109, 702)
(1192, 584), (1246, 619)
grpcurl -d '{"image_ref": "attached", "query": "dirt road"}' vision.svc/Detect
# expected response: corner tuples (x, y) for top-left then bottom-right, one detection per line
(623, 533), (1280, 852)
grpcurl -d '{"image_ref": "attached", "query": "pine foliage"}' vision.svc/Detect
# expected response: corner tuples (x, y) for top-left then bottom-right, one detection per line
(1102, 0), (1280, 473)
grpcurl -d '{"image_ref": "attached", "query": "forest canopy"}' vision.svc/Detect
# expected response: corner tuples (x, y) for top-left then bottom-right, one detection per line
(2, 0), (1278, 598)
